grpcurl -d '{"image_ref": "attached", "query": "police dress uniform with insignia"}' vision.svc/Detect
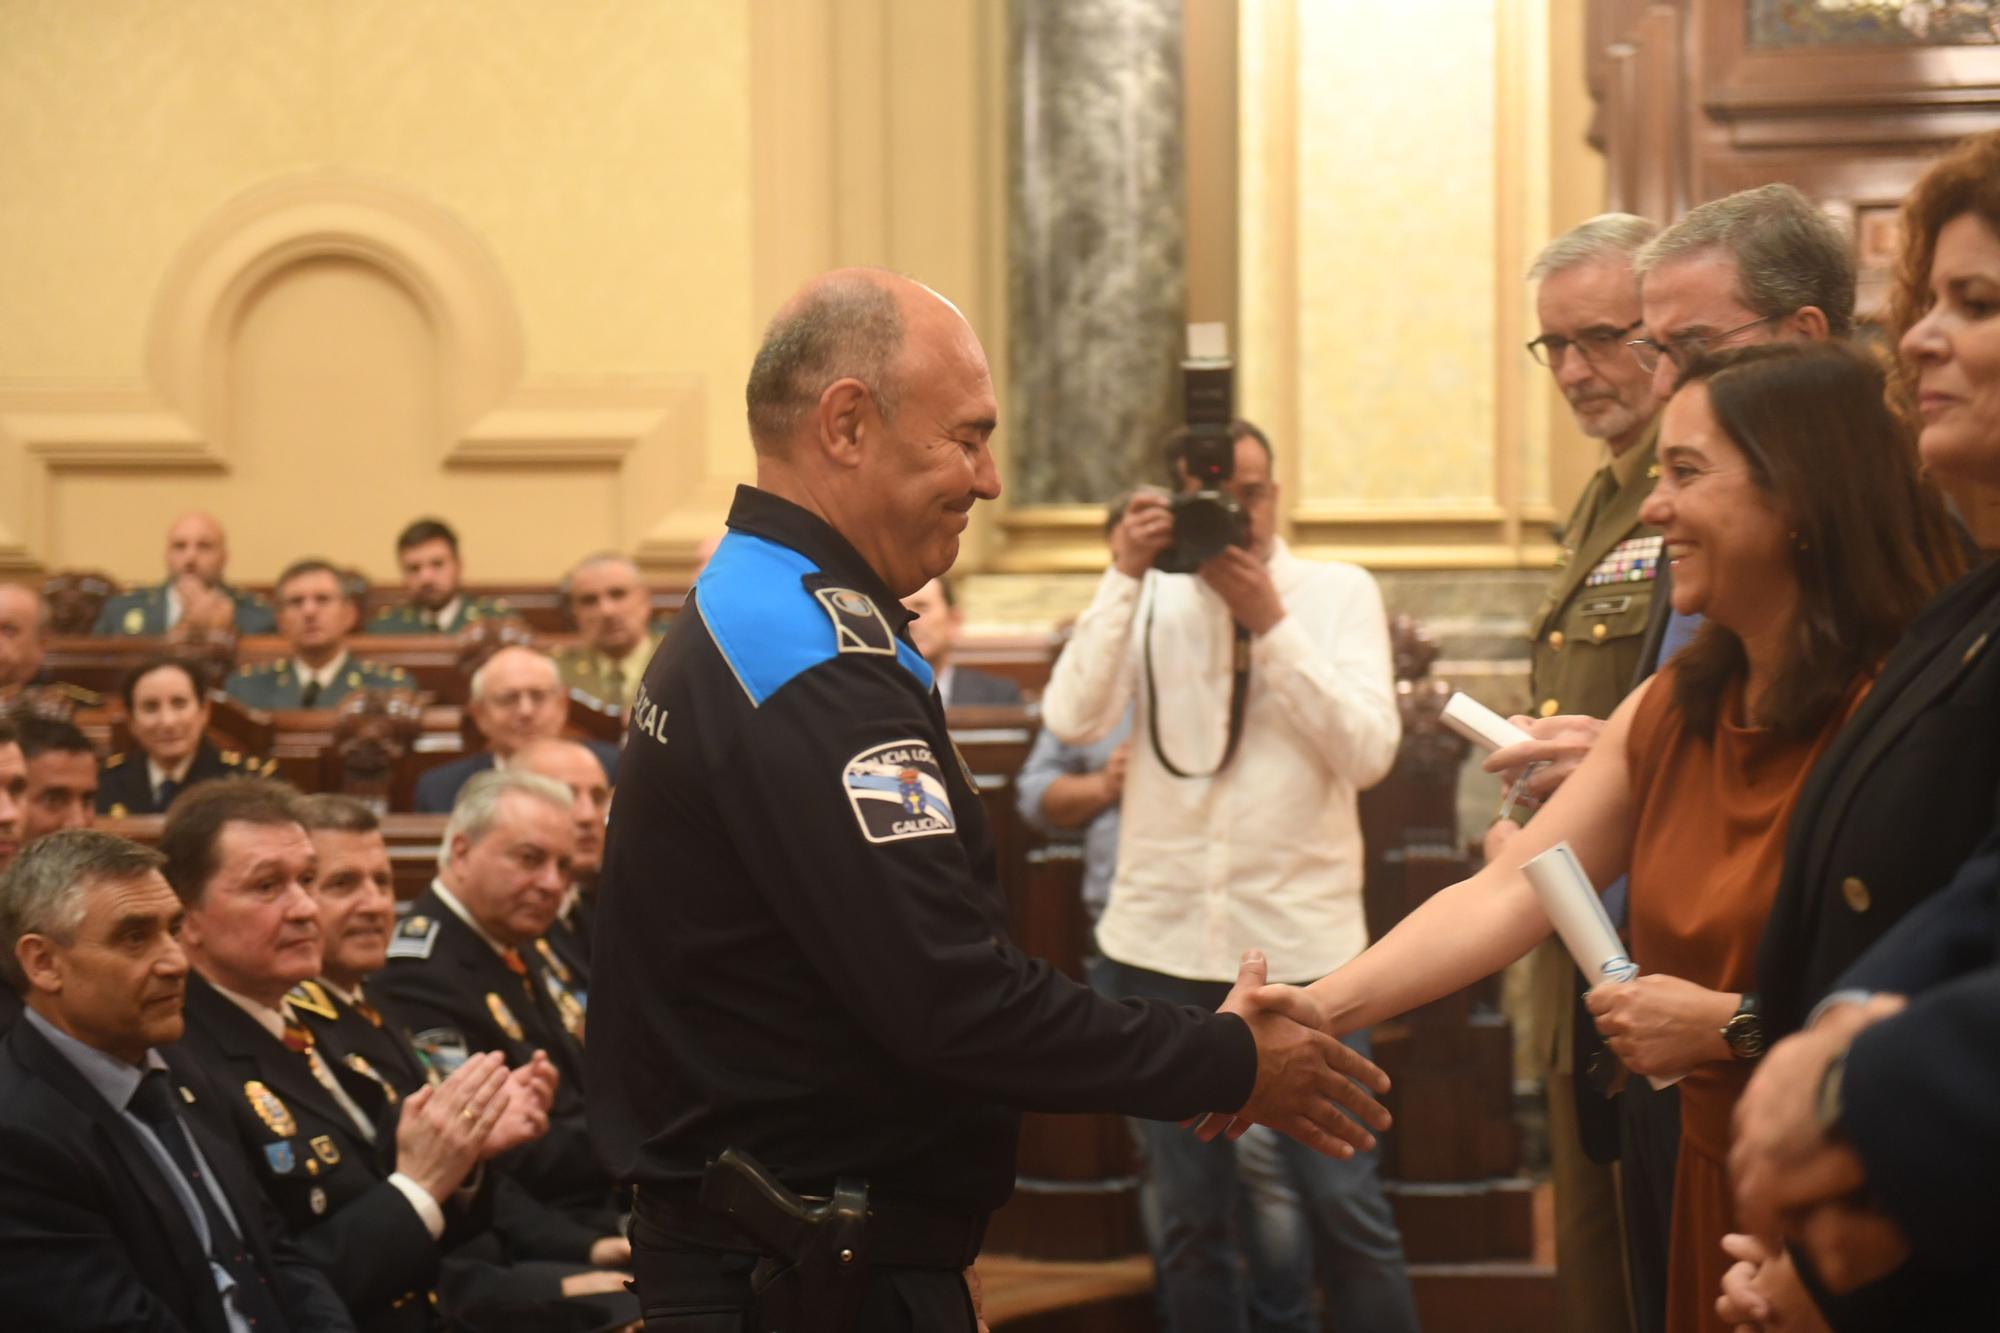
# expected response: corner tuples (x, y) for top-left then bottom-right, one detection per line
(224, 652), (412, 710)
(543, 889), (595, 989)
(365, 595), (512, 636)
(95, 739), (273, 817)
(1522, 423), (1662, 1333)
(373, 886), (618, 1228)
(90, 582), (277, 636)
(175, 973), (482, 1331)
(288, 979), (640, 1280)
(588, 486), (1256, 1324)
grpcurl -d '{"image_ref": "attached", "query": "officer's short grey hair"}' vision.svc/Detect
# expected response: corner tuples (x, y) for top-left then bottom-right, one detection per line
(558, 552), (643, 604)
(745, 271), (907, 453)
(467, 646), (561, 707)
(1527, 213), (1659, 281)
(1635, 183), (1855, 337)
(0, 830), (167, 990)
(439, 768), (575, 870)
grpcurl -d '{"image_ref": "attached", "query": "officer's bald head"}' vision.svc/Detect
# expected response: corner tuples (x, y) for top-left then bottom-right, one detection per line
(746, 268), (926, 457)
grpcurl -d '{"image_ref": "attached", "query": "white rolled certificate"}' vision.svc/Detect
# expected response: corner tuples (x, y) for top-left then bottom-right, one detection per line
(1441, 692), (1534, 753)
(1521, 841), (1681, 1088)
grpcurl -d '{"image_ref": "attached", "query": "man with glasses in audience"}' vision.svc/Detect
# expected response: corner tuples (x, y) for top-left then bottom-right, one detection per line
(1514, 212), (1664, 1333)
(413, 646), (618, 814)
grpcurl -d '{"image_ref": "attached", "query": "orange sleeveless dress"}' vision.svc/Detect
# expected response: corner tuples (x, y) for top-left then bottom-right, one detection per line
(1624, 666), (1869, 1333)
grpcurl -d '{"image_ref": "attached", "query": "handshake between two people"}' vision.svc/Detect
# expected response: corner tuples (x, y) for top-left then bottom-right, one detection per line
(1193, 949), (1394, 1160)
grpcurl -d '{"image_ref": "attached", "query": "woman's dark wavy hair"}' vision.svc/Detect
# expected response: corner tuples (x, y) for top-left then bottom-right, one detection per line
(1669, 342), (1965, 741)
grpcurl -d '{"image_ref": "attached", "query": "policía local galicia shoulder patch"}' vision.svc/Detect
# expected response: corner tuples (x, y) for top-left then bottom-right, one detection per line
(842, 738), (957, 843)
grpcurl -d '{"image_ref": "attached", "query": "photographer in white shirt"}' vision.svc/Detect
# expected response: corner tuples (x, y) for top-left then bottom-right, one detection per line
(1040, 419), (1415, 1333)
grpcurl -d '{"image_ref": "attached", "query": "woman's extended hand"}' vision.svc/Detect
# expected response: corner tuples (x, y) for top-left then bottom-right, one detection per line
(1585, 973), (1737, 1079)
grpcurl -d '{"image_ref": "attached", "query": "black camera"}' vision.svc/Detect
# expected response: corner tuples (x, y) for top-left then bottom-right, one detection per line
(1154, 326), (1249, 574)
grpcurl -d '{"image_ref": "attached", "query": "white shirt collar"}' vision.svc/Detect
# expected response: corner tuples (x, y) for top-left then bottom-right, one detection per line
(430, 877), (515, 960)
(208, 978), (290, 1042)
(296, 649), (351, 691)
(431, 595), (463, 630)
(146, 753), (196, 794)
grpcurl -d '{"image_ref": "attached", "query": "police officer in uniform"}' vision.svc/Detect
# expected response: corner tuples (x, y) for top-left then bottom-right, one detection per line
(92, 511), (276, 636)
(366, 519), (512, 635)
(98, 655), (273, 817)
(226, 559), (411, 710)
(588, 268), (1393, 1332)
(1510, 215), (1665, 1333)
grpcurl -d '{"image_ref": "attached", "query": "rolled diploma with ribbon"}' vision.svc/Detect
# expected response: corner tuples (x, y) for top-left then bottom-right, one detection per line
(1441, 692), (1534, 753)
(1521, 840), (1682, 1088)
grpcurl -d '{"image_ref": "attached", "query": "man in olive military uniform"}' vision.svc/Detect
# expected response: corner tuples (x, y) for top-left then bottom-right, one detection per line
(374, 771), (618, 1234)
(1513, 214), (1665, 1333)
(227, 559), (410, 710)
(551, 552), (659, 713)
(92, 511), (276, 636)
(160, 778), (540, 1332)
(366, 518), (511, 635)
(0, 583), (102, 709)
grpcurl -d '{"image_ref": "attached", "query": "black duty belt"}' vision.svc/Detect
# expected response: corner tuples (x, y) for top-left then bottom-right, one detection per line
(632, 1183), (985, 1272)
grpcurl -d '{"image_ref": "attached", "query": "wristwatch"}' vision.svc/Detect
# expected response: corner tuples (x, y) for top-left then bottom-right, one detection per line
(1720, 992), (1765, 1060)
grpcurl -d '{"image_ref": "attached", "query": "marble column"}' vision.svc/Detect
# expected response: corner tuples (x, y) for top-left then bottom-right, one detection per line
(1008, 0), (1187, 506)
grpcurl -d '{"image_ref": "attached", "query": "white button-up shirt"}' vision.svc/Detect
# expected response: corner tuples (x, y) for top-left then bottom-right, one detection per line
(1040, 539), (1400, 983)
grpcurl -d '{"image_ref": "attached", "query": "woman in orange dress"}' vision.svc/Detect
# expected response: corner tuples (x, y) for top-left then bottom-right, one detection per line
(1261, 342), (1962, 1333)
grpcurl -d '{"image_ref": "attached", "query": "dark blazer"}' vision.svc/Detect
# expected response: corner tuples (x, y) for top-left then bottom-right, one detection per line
(0, 1016), (354, 1333)
(1757, 559), (2000, 1041)
(290, 978), (605, 1265)
(176, 973), (472, 1330)
(97, 740), (270, 817)
(943, 664), (1024, 708)
(1786, 827), (2000, 1331)
(412, 741), (621, 814)
(373, 888), (613, 1218)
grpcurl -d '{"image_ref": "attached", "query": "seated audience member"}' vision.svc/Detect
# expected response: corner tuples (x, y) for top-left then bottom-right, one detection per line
(375, 771), (619, 1228)
(552, 553), (659, 713)
(0, 582), (99, 709)
(99, 655), (271, 817)
(1716, 126), (2000, 1331)
(412, 646), (618, 814)
(0, 829), (355, 1331)
(509, 736), (611, 991)
(1280, 344), (1960, 1333)
(92, 511), (276, 636)
(903, 575), (1023, 707)
(0, 720), (21, 875)
(366, 519), (511, 635)
(160, 778), (550, 1331)
(1015, 713), (1129, 931)
(227, 560), (409, 709)
(1724, 828), (2000, 1332)
(289, 794), (635, 1316)
(17, 714), (98, 841)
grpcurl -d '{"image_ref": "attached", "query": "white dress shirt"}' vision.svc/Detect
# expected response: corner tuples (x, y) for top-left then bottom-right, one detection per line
(294, 650), (351, 696)
(1040, 539), (1400, 983)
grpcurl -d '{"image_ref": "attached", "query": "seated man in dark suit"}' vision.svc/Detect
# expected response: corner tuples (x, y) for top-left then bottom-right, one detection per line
(365, 519), (511, 635)
(99, 655), (271, 817)
(226, 561), (408, 710)
(902, 575), (1023, 707)
(377, 771), (619, 1231)
(93, 511), (277, 636)
(290, 793), (634, 1318)
(0, 828), (355, 1332)
(160, 778), (553, 1332)
(412, 646), (618, 814)
(509, 737), (611, 990)
(17, 714), (99, 841)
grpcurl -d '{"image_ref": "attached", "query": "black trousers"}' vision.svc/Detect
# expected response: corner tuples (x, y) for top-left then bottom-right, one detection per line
(1618, 1075), (1680, 1333)
(631, 1239), (979, 1332)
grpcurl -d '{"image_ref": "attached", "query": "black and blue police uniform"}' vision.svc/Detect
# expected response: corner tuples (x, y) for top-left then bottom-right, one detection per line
(588, 485), (1257, 1330)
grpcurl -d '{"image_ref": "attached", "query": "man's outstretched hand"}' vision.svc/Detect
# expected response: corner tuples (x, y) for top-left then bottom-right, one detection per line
(1207, 950), (1392, 1159)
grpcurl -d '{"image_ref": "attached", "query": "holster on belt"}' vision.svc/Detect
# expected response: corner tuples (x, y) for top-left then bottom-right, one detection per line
(699, 1148), (869, 1333)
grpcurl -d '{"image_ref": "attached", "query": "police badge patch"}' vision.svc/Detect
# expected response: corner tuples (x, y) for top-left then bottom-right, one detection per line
(244, 1080), (297, 1137)
(841, 739), (956, 844)
(811, 585), (896, 656)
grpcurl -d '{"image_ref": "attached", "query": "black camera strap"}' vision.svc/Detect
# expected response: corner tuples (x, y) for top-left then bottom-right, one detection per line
(1142, 585), (1251, 779)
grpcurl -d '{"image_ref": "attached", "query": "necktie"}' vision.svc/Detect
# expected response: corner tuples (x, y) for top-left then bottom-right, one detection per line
(1573, 466), (1619, 546)
(299, 680), (322, 708)
(500, 948), (528, 977)
(128, 1070), (294, 1333)
(350, 995), (384, 1028)
(605, 662), (626, 706)
(280, 1014), (313, 1054)
(154, 778), (181, 812)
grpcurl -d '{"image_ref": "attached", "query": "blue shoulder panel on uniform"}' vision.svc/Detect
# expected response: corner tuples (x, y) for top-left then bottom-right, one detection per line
(695, 530), (933, 706)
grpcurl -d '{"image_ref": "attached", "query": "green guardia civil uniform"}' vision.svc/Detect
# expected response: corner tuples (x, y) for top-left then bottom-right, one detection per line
(363, 594), (511, 635)
(223, 654), (412, 710)
(552, 632), (660, 713)
(91, 583), (277, 636)
(1522, 418), (1662, 1333)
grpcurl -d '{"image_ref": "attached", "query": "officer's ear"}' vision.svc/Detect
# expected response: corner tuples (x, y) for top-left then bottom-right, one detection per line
(815, 377), (874, 470)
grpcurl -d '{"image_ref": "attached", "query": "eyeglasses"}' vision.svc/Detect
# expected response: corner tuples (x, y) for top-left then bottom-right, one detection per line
(1626, 313), (1785, 374)
(1525, 319), (1642, 369)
